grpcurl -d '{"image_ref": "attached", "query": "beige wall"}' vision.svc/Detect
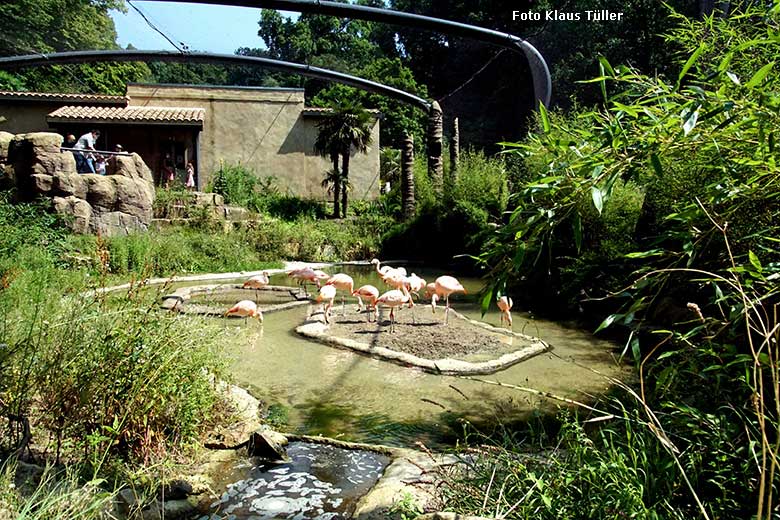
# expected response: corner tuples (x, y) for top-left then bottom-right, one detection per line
(126, 84), (380, 200)
(0, 103), (65, 133)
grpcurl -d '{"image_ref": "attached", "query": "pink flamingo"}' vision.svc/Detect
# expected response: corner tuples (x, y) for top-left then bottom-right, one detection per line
(288, 267), (330, 295)
(376, 287), (411, 333)
(497, 296), (513, 328)
(243, 271), (270, 302)
(352, 284), (380, 321)
(371, 258), (407, 284)
(316, 284), (337, 324)
(434, 276), (467, 325)
(326, 273), (355, 315)
(225, 300), (263, 323)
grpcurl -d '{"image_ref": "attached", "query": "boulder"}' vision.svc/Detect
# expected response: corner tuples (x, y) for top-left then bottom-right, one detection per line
(84, 174), (117, 209)
(113, 176), (153, 221)
(160, 479), (193, 500)
(30, 173), (53, 193)
(247, 429), (289, 462)
(53, 172), (88, 199)
(52, 196), (92, 234)
(90, 211), (147, 236)
(0, 131), (14, 161)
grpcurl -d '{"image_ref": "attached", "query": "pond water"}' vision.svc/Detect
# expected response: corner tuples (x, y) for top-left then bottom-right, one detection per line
(191, 264), (626, 448)
(202, 442), (389, 520)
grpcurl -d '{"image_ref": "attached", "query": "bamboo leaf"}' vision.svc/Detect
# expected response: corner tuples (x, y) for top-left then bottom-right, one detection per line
(595, 313), (621, 333)
(538, 101), (551, 133)
(677, 43), (707, 89)
(480, 287), (493, 317)
(591, 186), (604, 215)
(749, 250), (763, 272)
(745, 62), (774, 88)
(726, 71), (740, 85)
(682, 106), (699, 136)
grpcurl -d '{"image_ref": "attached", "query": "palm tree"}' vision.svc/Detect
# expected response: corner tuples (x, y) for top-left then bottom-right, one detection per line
(314, 118), (343, 218)
(315, 100), (373, 218)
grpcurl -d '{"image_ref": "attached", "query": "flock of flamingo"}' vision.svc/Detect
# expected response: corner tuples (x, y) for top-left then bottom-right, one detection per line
(225, 259), (514, 333)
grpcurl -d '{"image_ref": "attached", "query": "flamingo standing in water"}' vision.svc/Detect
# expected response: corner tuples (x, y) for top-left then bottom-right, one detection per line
(316, 284), (337, 323)
(243, 271), (270, 302)
(434, 276), (467, 325)
(497, 296), (513, 328)
(288, 267), (330, 295)
(372, 258), (407, 285)
(326, 273), (354, 316)
(225, 300), (263, 323)
(352, 284), (380, 321)
(376, 287), (411, 333)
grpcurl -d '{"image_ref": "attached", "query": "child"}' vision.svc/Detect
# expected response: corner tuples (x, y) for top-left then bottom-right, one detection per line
(95, 155), (107, 175)
(185, 162), (196, 191)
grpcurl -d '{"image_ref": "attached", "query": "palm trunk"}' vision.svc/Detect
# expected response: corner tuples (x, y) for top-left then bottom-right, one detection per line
(427, 101), (444, 197)
(331, 153), (340, 218)
(402, 135), (415, 220)
(341, 149), (350, 218)
(450, 116), (460, 188)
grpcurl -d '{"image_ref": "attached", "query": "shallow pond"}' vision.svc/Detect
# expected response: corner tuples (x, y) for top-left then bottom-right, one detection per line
(185, 264), (625, 447)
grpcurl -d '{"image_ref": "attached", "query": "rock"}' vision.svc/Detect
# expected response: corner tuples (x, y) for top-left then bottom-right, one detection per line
(194, 192), (224, 207)
(113, 176), (152, 221)
(84, 174), (117, 209)
(17, 132), (62, 153)
(160, 479), (193, 500)
(90, 211), (147, 236)
(223, 205), (249, 221)
(116, 488), (140, 517)
(53, 172), (87, 199)
(13, 461), (45, 495)
(0, 131), (14, 161)
(30, 173), (53, 193)
(52, 195), (92, 234)
(141, 497), (198, 520)
(247, 429), (290, 462)
(417, 514), (495, 520)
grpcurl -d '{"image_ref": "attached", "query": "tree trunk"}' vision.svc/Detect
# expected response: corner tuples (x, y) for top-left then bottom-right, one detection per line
(331, 153), (340, 218)
(427, 101), (443, 197)
(450, 116), (460, 188)
(401, 135), (415, 221)
(341, 149), (350, 219)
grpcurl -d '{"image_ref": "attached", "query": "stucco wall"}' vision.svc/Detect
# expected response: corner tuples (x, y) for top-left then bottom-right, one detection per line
(0, 103), (65, 134)
(126, 84), (380, 200)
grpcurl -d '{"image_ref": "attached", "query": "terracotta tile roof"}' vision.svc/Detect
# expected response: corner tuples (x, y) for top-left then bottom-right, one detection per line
(0, 90), (127, 104)
(47, 105), (205, 125)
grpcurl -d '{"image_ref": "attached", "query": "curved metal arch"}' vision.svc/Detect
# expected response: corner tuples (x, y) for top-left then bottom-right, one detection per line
(141, 0), (552, 107)
(0, 50), (432, 111)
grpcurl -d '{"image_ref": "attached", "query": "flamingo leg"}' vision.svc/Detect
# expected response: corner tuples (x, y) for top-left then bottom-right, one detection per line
(444, 295), (450, 325)
(390, 308), (395, 333)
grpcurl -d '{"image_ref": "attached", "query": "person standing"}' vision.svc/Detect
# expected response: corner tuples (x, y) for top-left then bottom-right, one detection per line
(74, 129), (100, 173)
(185, 162), (196, 191)
(163, 152), (175, 188)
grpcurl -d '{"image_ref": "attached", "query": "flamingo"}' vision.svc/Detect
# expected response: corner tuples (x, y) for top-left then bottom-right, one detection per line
(497, 295), (513, 328)
(371, 258), (407, 285)
(243, 271), (270, 302)
(225, 300), (263, 323)
(316, 284), (337, 324)
(352, 284), (380, 321)
(288, 267), (330, 295)
(376, 287), (411, 333)
(326, 273), (354, 316)
(434, 276), (467, 325)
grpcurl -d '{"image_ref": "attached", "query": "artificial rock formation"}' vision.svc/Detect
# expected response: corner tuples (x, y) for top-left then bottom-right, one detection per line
(7, 132), (155, 236)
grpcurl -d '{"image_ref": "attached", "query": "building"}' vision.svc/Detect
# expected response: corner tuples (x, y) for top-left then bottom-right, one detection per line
(0, 85), (381, 199)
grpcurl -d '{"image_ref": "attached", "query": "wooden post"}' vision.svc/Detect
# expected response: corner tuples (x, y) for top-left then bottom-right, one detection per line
(427, 101), (443, 196)
(401, 135), (415, 220)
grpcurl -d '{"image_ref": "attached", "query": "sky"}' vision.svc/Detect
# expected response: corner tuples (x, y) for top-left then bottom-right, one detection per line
(110, 2), (284, 54)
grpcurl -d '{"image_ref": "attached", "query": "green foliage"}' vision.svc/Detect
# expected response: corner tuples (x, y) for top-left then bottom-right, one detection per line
(208, 162), (259, 208)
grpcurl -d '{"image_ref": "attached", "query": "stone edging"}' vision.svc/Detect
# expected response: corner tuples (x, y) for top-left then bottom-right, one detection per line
(160, 283), (311, 315)
(295, 310), (550, 375)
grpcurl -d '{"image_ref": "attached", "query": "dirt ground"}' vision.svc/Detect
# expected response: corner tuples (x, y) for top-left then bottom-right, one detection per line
(324, 306), (514, 360)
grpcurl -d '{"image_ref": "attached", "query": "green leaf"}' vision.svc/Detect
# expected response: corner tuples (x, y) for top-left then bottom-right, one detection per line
(591, 186), (604, 215)
(745, 62), (774, 88)
(573, 213), (583, 253)
(677, 43), (706, 89)
(682, 106), (699, 136)
(650, 154), (663, 177)
(749, 251), (763, 272)
(625, 249), (665, 259)
(726, 71), (740, 85)
(595, 313), (621, 333)
(538, 101), (551, 133)
(480, 288), (493, 317)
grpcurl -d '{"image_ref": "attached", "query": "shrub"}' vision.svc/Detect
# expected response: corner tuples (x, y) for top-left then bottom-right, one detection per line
(208, 162), (258, 207)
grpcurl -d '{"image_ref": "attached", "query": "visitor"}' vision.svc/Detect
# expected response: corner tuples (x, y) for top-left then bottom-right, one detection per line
(95, 155), (107, 175)
(185, 162), (196, 191)
(163, 152), (175, 188)
(63, 134), (77, 149)
(73, 129), (100, 173)
(114, 144), (124, 153)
